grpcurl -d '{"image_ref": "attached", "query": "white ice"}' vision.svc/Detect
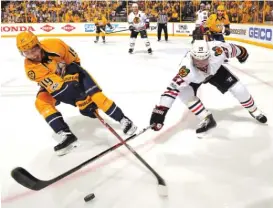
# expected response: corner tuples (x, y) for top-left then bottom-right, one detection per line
(1, 36), (273, 208)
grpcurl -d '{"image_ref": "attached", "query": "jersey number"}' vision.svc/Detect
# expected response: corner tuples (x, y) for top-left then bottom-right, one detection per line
(172, 74), (184, 85)
(40, 78), (53, 88)
(69, 47), (77, 57)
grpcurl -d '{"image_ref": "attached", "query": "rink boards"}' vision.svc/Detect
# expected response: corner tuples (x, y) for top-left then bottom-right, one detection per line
(1, 22), (273, 49)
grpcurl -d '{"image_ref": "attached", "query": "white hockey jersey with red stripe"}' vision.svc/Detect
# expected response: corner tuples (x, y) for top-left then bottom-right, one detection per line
(196, 10), (209, 25)
(128, 11), (148, 31)
(159, 41), (240, 108)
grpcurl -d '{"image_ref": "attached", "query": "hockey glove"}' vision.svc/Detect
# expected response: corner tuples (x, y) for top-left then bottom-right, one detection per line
(224, 28), (230, 36)
(224, 25), (230, 36)
(203, 29), (212, 41)
(79, 99), (98, 119)
(150, 106), (169, 131)
(236, 45), (249, 63)
(129, 25), (135, 31)
(145, 22), (150, 29)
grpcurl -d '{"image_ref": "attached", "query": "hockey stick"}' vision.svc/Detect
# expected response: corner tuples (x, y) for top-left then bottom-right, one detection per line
(11, 125), (152, 191)
(212, 32), (224, 35)
(106, 29), (130, 34)
(100, 27), (106, 34)
(95, 112), (168, 196)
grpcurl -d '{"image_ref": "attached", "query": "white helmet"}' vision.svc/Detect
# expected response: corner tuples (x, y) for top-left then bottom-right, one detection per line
(132, 3), (138, 8)
(190, 40), (210, 61)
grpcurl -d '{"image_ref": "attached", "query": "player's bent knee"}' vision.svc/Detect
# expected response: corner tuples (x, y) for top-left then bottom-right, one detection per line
(35, 92), (58, 118)
(228, 81), (250, 101)
(91, 92), (113, 112)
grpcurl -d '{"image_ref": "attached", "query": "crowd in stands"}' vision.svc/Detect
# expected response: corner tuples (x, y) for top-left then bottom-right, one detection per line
(1, 0), (273, 24)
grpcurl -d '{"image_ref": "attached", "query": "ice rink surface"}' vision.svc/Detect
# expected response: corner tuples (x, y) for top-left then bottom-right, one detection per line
(1, 36), (273, 208)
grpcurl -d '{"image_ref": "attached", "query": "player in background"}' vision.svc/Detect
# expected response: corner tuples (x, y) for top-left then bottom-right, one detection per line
(191, 3), (209, 44)
(204, 5), (230, 42)
(16, 31), (137, 156)
(128, 3), (152, 54)
(93, 13), (113, 43)
(149, 40), (267, 136)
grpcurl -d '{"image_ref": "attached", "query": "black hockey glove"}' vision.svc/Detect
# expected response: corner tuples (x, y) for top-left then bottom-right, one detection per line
(224, 25), (230, 36)
(237, 53), (249, 63)
(236, 45), (249, 63)
(145, 22), (150, 29)
(129, 25), (135, 31)
(150, 106), (169, 131)
(224, 29), (230, 36)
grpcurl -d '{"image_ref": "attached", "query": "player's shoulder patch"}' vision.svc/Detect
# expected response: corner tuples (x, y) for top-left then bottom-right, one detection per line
(178, 65), (190, 77)
(27, 70), (36, 80)
(212, 46), (223, 56)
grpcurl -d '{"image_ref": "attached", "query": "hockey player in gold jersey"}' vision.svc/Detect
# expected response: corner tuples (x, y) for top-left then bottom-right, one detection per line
(204, 5), (230, 42)
(93, 13), (113, 43)
(16, 31), (137, 156)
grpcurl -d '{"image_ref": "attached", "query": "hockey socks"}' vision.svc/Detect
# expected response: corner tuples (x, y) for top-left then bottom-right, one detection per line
(45, 112), (69, 133)
(188, 98), (210, 120)
(228, 82), (257, 113)
(240, 96), (257, 113)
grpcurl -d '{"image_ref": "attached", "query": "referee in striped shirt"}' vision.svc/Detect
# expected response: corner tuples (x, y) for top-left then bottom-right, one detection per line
(157, 8), (168, 41)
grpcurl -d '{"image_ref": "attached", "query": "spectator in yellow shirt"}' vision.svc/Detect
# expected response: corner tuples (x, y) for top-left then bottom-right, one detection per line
(64, 10), (73, 22)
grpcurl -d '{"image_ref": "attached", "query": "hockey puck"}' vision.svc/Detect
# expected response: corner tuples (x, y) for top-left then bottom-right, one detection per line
(84, 193), (95, 202)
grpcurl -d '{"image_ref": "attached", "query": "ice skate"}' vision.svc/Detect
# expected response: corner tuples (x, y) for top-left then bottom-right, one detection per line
(129, 48), (134, 54)
(94, 36), (99, 43)
(54, 129), (78, 156)
(196, 114), (217, 138)
(120, 116), (137, 135)
(249, 109), (267, 124)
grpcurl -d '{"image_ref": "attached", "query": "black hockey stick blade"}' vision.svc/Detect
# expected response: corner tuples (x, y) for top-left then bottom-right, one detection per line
(11, 125), (152, 191)
(11, 167), (46, 191)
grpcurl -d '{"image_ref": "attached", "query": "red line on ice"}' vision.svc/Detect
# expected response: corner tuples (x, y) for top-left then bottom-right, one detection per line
(2, 111), (189, 204)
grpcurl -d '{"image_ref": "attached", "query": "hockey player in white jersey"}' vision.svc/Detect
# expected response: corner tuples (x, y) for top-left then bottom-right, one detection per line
(150, 40), (267, 136)
(191, 3), (209, 44)
(196, 3), (209, 27)
(128, 3), (152, 54)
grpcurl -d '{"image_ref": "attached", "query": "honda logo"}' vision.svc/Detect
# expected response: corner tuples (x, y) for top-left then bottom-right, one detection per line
(1, 25), (35, 32)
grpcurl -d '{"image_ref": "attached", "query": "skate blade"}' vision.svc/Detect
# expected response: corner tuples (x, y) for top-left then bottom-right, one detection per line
(196, 132), (208, 139)
(56, 142), (78, 156)
(126, 125), (138, 136)
(196, 127), (216, 139)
